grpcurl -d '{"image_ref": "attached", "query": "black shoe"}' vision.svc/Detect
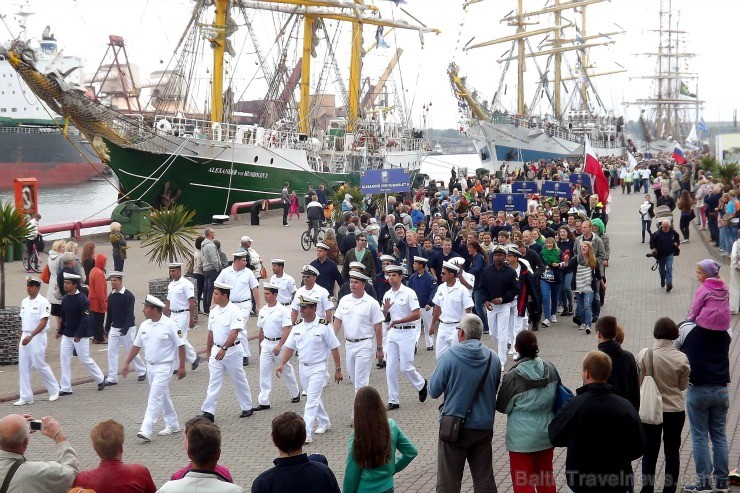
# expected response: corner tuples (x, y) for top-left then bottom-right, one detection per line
(105, 381), (118, 386)
(138, 374), (147, 382)
(375, 359), (386, 369)
(243, 357), (250, 366)
(291, 395), (301, 403)
(98, 380), (107, 391)
(240, 409), (254, 418)
(482, 329), (489, 334)
(426, 346), (434, 351)
(202, 412), (215, 422)
(59, 391), (73, 396)
(254, 404), (271, 411)
(387, 403), (400, 411)
(191, 355), (201, 371)
(667, 283), (673, 292)
(661, 278), (666, 288)
(419, 380), (428, 403)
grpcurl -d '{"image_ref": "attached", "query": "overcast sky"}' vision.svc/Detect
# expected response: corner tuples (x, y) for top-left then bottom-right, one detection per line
(2, 0), (736, 129)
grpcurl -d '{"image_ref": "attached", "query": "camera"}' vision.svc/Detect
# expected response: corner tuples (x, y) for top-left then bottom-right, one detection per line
(30, 420), (42, 431)
(645, 252), (657, 259)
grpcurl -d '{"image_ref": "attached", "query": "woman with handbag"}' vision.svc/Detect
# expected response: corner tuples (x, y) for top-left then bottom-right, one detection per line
(566, 241), (602, 335)
(694, 179), (710, 230)
(343, 386), (418, 493)
(636, 317), (690, 493)
(496, 330), (558, 493)
(677, 190), (695, 243)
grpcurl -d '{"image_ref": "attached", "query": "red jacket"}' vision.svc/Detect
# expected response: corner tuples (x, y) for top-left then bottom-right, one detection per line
(74, 459), (156, 493)
(88, 254), (108, 313)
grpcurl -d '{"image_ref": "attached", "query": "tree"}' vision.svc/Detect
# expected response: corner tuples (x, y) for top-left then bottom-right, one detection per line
(0, 202), (32, 308)
(140, 205), (198, 267)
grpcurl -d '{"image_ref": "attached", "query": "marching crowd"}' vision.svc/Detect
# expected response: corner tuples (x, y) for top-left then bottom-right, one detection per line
(1, 152), (735, 493)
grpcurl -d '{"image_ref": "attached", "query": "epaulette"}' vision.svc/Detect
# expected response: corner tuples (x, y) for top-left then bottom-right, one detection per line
(294, 319), (303, 325)
(319, 319), (328, 324)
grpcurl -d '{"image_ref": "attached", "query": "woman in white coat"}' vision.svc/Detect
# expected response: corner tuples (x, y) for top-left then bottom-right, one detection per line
(729, 230), (740, 314)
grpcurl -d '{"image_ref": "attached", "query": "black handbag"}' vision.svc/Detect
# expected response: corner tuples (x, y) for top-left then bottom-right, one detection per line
(439, 353), (492, 442)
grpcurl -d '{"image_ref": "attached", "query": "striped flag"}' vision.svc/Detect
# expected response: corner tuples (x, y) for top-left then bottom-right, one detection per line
(584, 136), (610, 206)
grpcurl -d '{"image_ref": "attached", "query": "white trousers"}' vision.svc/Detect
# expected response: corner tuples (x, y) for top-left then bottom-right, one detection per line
(107, 327), (146, 383)
(259, 339), (299, 405)
(300, 362), (330, 440)
(141, 362), (179, 436)
(346, 339), (374, 392)
(381, 322), (389, 360)
(201, 345), (253, 414)
(235, 302), (253, 359)
(170, 312), (197, 364)
(419, 307), (434, 348)
(486, 302), (511, 365)
(507, 299), (527, 355)
(436, 323), (458, 360)
(18, 331), (58, 402)
(60, 336), (104, 392)
(387, 328), (425, 405)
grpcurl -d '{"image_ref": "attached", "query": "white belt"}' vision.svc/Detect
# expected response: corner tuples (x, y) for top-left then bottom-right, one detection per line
(300, 360), (326, 367)
(147, 361), (173, 366)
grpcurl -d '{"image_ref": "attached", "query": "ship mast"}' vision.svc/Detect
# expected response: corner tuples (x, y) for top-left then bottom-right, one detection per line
(579, 4), (588, 109)
(553, 0), (562, 118)
(516, 0), (525, 115)
(210, 0), (228, 123)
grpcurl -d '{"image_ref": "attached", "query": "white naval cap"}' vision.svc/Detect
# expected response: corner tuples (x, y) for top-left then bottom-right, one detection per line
(349, 271), (370, 282)
(25, 275), (42, 285)
(449, 257), (465, 267)
(263, 282), (280, 290)
(492, 244), (508, 255)
(315, 242), (330, 251)
(301, 265), (319, 276)
(379, 254), (396, 263)
(442, 260), (460, 273)
(214, 281), (233, 290)
(106, 271), (124, 279)
(168, 262), (182, 269)
(394, 223), (406, 230)
(413, 256), (428, 264)
(271, 258), (286, 264)
(349, 261), (365, 270)
(63, 272), (82, 281)
(297, 294), (320, 306)
(384, 264), (403, 274)
(233, 251), (248, 258)
(143, 294), (166, 308)
(240, 235), (253, 243)
(506, 244), (524, 257)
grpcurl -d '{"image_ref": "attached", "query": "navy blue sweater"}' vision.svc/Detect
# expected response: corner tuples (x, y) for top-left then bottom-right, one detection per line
(676, 323), (731, 386)
(105, 289), (136, 334)
(59, 292), (91, 338)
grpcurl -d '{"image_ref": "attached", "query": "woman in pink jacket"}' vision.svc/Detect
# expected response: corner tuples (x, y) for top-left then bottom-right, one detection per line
(687, 259), (731, 331)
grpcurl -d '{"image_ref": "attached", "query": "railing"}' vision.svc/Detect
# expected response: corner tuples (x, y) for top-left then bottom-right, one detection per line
(230, 198), (282, 219)
(39, 218), (112, 241)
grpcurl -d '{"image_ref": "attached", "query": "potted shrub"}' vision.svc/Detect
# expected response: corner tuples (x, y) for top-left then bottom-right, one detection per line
(0, 202), (32, 365)
(140, 205), (198, 307)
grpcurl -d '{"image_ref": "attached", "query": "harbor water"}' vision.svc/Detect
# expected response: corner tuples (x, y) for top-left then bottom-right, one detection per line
(7, 154), (480, 237)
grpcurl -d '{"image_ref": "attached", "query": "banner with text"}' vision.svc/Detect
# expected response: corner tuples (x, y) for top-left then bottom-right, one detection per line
(491, 193), (527, 213)
(360, 168), (411, 194)
(568, 173), (592, 190)
(511, 181), (539, 194)
(540, 180), (572, 199)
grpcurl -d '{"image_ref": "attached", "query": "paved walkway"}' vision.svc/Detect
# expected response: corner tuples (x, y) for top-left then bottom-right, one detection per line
(2, 192), (738, 492)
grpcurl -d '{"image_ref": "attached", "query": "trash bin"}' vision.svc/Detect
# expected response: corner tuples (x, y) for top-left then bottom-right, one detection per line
(4, 243), (15, 263)
(14, 241), (23, 261)
(111, 200), (153, 238)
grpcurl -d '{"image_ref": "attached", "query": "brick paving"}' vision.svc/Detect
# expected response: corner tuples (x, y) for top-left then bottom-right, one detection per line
(1, 192), (738, 491)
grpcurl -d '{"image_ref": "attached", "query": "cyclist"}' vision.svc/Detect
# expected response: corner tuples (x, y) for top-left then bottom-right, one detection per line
(24, 213), (41, 272)
(306, 194), (325, 244)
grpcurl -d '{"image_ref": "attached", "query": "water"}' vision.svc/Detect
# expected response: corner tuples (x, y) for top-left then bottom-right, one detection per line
(6, 153), (480, 238)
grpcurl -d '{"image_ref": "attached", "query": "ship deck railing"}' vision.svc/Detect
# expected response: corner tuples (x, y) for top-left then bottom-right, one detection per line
(0, 125), (82, 136)
(487, 114), (623, 150)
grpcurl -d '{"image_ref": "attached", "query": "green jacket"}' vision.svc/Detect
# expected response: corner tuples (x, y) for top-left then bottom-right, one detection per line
(343, 418), (417, 493)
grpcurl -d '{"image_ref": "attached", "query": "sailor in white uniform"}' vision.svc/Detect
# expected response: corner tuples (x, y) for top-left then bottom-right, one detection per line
(333, 271), (384, 395)
(215, 251), (260, 366)
(268, 259), (297, 306)
(122, 295), (186, 442)
(15, 276), (59, 405)
(200, 281), (255, 421)
(290, 265), (334, 324)
(164, 263), (200, 371)
(255, 282), (300, 410)
(429, 261), (474, 359)
(382, 265), (427, 410)
(276, 295), (342, 444)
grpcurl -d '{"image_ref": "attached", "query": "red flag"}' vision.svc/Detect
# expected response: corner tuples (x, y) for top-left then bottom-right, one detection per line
(584, 137), (610, 206)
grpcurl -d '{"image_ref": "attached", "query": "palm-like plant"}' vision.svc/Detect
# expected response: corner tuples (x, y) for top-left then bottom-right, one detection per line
(716, 163), (740, 186)
(0, 202), (32, 308)
(331, 185), (365, 222)
(141, 205), (198, 267)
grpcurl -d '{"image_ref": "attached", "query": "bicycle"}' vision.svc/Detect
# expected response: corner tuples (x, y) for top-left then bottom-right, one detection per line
(22, 240), (45, 273)
(300, 220), (327, 251)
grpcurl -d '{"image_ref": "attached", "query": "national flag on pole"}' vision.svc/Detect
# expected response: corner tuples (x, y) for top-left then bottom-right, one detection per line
(697, 119), (708, 133)
(673, 142), (686, 164)
(627, 151), (639, 172)
(584, 136), (610, 206)
(687, 124), (698, 144)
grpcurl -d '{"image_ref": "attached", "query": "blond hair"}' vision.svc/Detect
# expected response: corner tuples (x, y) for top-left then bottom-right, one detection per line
(110, 221), (121, 233)
(51, 240), (66, 253)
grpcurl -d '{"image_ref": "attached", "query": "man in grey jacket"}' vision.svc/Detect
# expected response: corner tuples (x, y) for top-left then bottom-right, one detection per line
(201, 228), (221, 315)
(429, 314), (502, 493)
(0, 414), (78, 493)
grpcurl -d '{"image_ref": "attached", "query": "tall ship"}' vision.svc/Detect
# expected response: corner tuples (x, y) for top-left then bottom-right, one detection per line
(624, 0), (703, 153)
(448, 0), (625, 171)
(0, 4), (104, 189)
(4, 0), (435, 223)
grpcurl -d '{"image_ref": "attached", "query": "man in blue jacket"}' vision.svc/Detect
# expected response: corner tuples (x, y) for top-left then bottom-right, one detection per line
(429, 313), (501, 493)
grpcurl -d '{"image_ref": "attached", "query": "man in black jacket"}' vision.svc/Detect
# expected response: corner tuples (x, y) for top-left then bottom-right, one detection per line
(549, 351), (644, 493)
(649, 219), (680, 292)
(595, 316), (640, 410)
(105, 272), (146, 385)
